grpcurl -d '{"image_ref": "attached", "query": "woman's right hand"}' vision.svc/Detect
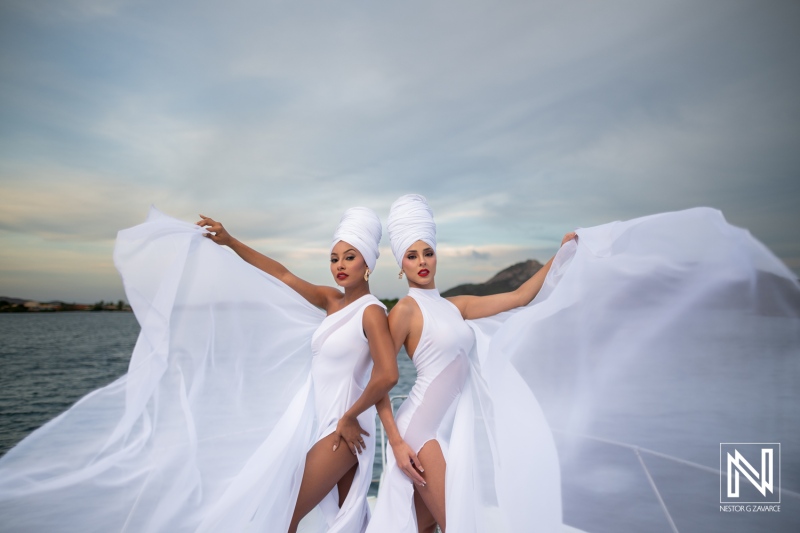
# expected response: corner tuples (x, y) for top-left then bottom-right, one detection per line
(561, 231), (577, 246)
(196, 215), (233, 246)
(391, 438), (426, 486)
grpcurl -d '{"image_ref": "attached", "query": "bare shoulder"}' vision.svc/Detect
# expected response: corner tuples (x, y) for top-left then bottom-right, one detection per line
(363, 302), (389, 325)
(388, 296), (422, 337)
(388, 295), (419, 322)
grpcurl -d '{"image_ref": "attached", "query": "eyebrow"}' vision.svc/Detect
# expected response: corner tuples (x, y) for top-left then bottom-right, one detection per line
(330, 248), (357, 256)
(406, 248), (433, 254)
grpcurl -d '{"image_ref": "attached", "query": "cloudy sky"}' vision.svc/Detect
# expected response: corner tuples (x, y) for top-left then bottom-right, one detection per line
(1, 0), (798, 302)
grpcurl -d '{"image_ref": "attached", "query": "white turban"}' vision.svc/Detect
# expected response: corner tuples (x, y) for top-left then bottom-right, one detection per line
(330, 207), (382, 272)
(387, 194), (436, 267)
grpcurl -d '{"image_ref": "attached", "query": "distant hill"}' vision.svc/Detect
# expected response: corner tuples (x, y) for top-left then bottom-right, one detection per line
(441, 259), (545, 297)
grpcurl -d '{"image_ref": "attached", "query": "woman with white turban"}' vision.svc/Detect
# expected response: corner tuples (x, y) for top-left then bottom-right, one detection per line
(369, 194), (799, 533)
(0, 207), (396, 533)
(367, 194), (574, 533)
(198, 208), (397, 532)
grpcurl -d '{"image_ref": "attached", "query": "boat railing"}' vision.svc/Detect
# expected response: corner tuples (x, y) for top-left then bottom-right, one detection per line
(371, 395), (407, 487)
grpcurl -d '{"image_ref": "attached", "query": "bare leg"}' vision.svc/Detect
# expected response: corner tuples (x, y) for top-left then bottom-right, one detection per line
(288, 432), (359, 533)
(337, 462), (358, 507)
(414, 488), (438, 533)
(414, 440), (447, 532)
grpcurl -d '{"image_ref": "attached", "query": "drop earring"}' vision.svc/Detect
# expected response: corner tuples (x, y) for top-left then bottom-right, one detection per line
(398, 270), (404, 279)
(364, 268), (370, 282)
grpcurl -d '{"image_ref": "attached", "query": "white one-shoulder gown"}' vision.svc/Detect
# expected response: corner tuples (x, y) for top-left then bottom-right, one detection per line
(304, 294), (386, 532)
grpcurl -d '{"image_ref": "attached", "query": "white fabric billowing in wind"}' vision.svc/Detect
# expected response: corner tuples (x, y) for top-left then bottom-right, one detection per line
(330, 207), (382, 272)
(469, 207), (800, 531)
(372, 206), (798, 532)
(0, 208), (328, 532)
(387, 194), (436, 267)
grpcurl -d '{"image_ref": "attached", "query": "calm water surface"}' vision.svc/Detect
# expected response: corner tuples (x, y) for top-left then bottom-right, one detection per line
(0, 312), (416, 467)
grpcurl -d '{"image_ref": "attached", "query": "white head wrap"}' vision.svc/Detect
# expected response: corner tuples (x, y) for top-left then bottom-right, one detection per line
(387, 194), (437, 267)
(330, 207), (382, 272)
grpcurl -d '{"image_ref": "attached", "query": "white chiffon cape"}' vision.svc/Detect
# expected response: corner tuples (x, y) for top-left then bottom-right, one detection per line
(0, 208), (336, 532)
(456, 207), (799, 531)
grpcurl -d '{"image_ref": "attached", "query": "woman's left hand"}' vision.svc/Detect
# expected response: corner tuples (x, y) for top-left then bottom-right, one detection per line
(561, 231), (577, 246)
(332, 414), (370, 455)
(196, 215), (233, 246)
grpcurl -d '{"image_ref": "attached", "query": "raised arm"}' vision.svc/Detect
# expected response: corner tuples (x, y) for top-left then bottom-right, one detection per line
(332, 305), (399, 454)
(197, 215), (340, 310)
(448, 231), (577, 321)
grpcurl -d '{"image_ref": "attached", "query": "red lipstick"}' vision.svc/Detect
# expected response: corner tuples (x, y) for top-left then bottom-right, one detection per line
(418, 269), (430, 277)
(337, 273), (348, 280)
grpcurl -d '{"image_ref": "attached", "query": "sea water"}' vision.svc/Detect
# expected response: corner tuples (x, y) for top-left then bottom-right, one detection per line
(0, 312), (416, 477)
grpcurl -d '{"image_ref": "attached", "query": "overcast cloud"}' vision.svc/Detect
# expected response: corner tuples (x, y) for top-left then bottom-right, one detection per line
(1, 0), (798, 302)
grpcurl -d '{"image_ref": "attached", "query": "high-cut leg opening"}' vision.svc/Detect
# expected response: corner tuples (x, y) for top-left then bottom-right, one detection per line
(400, 355), (469, 454)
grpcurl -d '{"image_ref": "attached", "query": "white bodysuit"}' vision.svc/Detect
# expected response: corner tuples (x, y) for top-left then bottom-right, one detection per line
(367, 287), (474, 532)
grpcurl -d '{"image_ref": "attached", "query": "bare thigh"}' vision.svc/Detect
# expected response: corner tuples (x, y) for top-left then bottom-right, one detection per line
(288, 432), (359, 533)
(414, 489), (438, 533)
(338, 462), (358, 507)
(414, 439), (446, 532)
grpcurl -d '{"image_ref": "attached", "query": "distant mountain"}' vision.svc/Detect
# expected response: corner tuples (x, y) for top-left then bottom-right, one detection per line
(441, 259), (545, 297)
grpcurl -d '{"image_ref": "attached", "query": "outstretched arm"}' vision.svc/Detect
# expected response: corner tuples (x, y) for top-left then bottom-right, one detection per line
(448, 231), (577, 320)
(332, 305), (399, 455)
(197, 215), (339, 310)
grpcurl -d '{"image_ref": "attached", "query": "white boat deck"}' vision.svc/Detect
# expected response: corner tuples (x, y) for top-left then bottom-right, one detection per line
(365, 496), (588, 532)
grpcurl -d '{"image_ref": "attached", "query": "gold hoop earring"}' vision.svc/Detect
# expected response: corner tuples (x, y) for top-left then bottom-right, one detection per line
(364, 268), (370, 282)
(398, 270), (404, 279)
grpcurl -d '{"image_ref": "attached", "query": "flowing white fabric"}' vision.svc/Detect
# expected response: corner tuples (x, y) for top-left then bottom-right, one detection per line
(331, 207), (382, 273)
(0, 207), (382, 533)
(470, 207), (800, 531)
(387, 194), (436, 266)
(371, 206), (799, 532)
